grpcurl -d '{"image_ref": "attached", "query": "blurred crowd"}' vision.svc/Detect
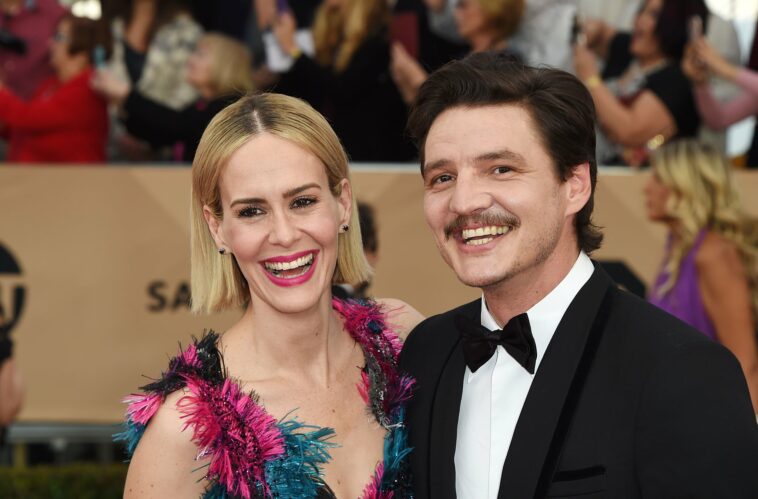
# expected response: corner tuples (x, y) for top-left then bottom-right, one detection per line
(0, 0), (756, 167)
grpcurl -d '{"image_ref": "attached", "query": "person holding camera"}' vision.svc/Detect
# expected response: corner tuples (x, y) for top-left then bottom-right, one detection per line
(0, 14), (112, 163)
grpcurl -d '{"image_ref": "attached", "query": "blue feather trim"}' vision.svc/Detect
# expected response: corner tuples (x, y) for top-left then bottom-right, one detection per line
(113, 420), (146, 458)
(265, 418), (338, 498)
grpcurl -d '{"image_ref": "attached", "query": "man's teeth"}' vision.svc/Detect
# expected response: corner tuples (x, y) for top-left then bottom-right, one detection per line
(461, 225), (509, 244)
(264, 253), (314, 271)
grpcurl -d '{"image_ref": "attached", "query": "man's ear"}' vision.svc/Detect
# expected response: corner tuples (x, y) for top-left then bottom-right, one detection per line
(565, 162), (592, 217)
(336, 178), (352, 227)
(203, 205), (227, 250)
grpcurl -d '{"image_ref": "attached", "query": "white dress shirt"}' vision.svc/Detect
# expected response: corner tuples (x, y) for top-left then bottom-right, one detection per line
(455, 252), (595, 499)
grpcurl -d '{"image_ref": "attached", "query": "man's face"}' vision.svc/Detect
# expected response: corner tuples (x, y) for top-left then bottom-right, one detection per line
(422, 104), (580, 292)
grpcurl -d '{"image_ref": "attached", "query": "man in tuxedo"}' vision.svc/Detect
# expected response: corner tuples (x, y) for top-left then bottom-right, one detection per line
(400, 52), (758, 498)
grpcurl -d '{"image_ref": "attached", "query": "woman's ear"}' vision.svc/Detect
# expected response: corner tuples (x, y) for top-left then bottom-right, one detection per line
(203, 204), (227, 250)
(336, 178), (352, 226)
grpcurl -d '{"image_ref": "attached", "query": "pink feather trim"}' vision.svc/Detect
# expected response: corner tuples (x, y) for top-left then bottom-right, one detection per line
(178, 376), (285, 499)
(123, 392), (162, 425)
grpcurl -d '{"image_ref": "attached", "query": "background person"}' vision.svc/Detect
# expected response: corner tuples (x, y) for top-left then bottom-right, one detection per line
(117, 93), (423, 497)
(683, 34), (758, 168)
(268, 0), (414, 162)
(0, 301), (24, 449)
(573, 0), (707, 166)
(0, 14), (111, 163)
(646, 139), (758, 414)
(102, 0), (202, 161)
(92, 32), (253, 163)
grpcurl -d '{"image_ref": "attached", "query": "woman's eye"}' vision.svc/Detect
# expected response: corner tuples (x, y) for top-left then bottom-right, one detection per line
(292, 197), (317, 209)
(238, 206), (263, 218)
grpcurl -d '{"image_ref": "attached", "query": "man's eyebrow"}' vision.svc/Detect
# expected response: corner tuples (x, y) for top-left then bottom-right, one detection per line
(230, 183), (321, 207)
(421, 158), (452, 176)
(475, 149), (526, 165)
(422, 149), (526, 176)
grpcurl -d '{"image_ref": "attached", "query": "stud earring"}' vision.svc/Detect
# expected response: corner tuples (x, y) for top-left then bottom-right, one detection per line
(340, 224), (349, 233)
(218, 248), (226, 255)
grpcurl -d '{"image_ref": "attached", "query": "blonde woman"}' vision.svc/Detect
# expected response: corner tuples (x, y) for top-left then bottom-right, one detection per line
(270, 0), (413, 161)
(646, 139), (758, 413)
(118, 93), (423, 498)
(92, 33), (254, 162)
(390, 0), (524, 105)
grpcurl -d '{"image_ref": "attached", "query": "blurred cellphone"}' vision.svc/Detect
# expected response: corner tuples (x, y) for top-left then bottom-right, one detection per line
(390, 12), (418, 60)
(688, 16), (702, 41)
(93, 44), (106, 69)
(570, 15), (581, 44)
(276, 0), (290, 14)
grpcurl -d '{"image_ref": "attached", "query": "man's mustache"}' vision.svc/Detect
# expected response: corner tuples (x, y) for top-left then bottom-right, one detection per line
(444, 212), (520, 240)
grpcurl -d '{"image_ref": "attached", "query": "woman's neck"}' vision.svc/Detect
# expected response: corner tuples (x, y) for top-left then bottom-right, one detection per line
(637, 53), (667, 72)
(468, 32), (505, 53)
(237, 293), (350, 385)
(57, 59), (88, 83)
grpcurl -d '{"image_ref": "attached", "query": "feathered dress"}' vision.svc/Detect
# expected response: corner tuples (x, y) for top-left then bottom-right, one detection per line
(116, 298), (415, 498)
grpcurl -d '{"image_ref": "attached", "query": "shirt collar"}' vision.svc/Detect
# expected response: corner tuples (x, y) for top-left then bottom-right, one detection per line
(480, 251), (595, 372)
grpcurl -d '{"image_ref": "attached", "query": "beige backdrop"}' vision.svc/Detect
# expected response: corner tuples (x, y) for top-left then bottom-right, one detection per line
(0, 166), (756, 423)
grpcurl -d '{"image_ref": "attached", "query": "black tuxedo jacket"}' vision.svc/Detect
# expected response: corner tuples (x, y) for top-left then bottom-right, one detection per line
(400, 266), (758, 498)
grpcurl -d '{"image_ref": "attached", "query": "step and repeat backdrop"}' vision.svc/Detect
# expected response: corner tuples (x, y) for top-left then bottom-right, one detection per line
(1, 166), (757, 423)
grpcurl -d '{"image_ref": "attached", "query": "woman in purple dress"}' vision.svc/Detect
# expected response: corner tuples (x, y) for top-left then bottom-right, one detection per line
(646, 139), (758, 414)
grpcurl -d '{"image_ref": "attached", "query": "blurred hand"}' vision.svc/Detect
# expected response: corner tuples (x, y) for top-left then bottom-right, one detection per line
(682, 43), (708, 85)
(692, 37), (738, 81)
(273, 10), (298, 55)
(254, 0), (277, 29)
(573, 40), (599, 81)
(390, 42), (428, 105)
(90, 68), (131, 104)
(581, 18), (612, 51)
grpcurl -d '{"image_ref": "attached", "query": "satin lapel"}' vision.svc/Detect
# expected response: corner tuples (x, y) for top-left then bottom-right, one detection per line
(427, 301), (478, 499)
(497, 266), (614, 499)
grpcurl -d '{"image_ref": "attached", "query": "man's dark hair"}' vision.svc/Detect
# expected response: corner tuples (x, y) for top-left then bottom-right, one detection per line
(407, 52), (603, 254)
(358, 201), (378, 254)
(653, 0), (709, 61)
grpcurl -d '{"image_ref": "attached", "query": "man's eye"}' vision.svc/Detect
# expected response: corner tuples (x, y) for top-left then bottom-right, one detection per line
(238, 206), (263, 217)
(493, 166), (512, 174)
(433, 174), (454, 184)
(292, 197), (317, 209)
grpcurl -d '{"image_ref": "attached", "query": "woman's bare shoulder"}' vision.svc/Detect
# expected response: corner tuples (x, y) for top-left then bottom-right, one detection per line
(376, 298), (425, 341)
(124, 389), (207, 498)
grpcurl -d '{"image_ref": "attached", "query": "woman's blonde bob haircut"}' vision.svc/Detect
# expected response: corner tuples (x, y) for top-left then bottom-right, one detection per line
(190, 93), (372, 314)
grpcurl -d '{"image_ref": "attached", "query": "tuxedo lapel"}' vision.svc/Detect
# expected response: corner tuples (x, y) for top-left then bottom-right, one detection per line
(427, 300), (479, 499)
(497, 266), (614, 499)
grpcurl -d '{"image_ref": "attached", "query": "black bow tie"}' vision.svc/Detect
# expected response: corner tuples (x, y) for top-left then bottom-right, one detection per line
(455, 312), (536, 374)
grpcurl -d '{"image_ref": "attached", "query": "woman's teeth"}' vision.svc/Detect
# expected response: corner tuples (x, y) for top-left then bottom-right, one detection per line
(462, 225), (510, 245)
(264, 253), (314, 276)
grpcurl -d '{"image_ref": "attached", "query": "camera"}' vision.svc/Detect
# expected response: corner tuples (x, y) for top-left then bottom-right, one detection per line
(0, 29), (26, 55)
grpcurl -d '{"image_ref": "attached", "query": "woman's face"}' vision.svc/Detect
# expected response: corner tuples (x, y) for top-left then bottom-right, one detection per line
(630, 0), (664, 60)
(49, 19), (73, 71)
(644, 169), (672, 222)
(205, 133), (351, 314)
(186, 40), (214, 90)
(454, 0), (488, 42)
